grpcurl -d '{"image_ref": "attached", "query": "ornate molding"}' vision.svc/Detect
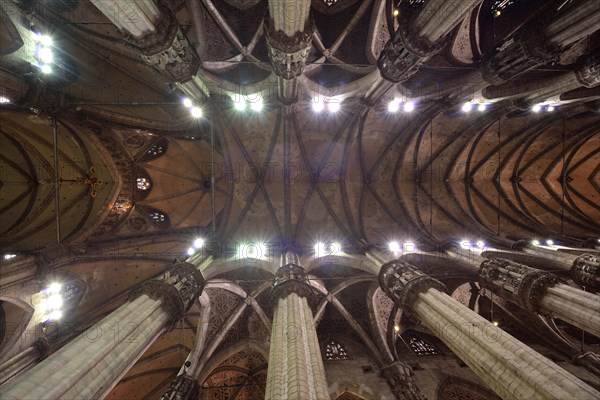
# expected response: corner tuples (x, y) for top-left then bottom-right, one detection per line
(32, 337), (50, 358)
(479, 258), (559, 312)
(264, 14), (314, 79)
(159, 374), (200, 400)
(378, 260), (446, 309)
(270, 250), (314, 304)
(129, 262), (205, 327)
(571, 254), (600, 291)
(381, 361), (423, 400)
(575, 51), (600, 88)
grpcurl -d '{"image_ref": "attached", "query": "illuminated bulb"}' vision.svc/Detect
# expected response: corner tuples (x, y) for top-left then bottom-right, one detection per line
(0, 96), (10, 104)
(328, 101), (341, 113)
(477, 103), (487, 112)
(394, 325), (400, 332)
(388, 99), (400, 113)
(476, 241), (485, 248)
(462, 102), (473, 112)
(233, 99), (246, 111)
(492, 320), (499, 326)
(532, 104), (541, 113)
(242, 242), (266, 259)
(546, 239), (554, 246)
(47, 295), (62, 310)
(403, 102), (415, 112)
(182, 98), (193, 108)
(49, 310), (62, 320)
(404, 242), (416, 253)
(37, 47), (53, 63)
(460, 241), (471, 250)
(312, 100), (325, 112)
(39, 35), (53, 46)
(495, 10), (501, 17)
(193, 238), (204, 249)
(48, 282), (61, 293)
(3, 254), (16, 260)
(190, 106), (202, 118)
(40, 64), (52, 74)
(532, 239), (540, 246)
(187, 247), (195, 256)
(389, 241), (401, 252)
(393, 9), (399, 17)
(547, 106), (555, 112)
(250, 99), (263, 112)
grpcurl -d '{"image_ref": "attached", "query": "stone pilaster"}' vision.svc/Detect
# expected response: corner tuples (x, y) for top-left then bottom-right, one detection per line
(0, 261), (207, 400)
(0, 338), (49, 386)
(265, 250), (329, 400)
(377, 260), (600, 400)
(159, 374), (200, 400)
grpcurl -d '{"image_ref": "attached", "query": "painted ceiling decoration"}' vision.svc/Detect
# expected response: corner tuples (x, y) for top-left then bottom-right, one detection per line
(0, 0), (599, 399)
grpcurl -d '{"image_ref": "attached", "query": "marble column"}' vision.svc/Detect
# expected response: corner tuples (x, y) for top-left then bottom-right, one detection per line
(0, 338), (49, 386)
(479, 258), (600, 337)
(91, 0), (200, 84)
(481, 0), (599, 85)
(265, 250), (329, 400)
(377, 258), (600, 400)
(0, 258), (209, 400)
(265, 0), (313, 102)
(158, 374), (200, 400)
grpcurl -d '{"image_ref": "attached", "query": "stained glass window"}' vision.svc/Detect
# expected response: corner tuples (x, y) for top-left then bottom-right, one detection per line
(325, 340), (349, 360)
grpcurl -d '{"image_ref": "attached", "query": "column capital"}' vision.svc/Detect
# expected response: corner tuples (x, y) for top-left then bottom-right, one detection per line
(129, 262), (205, 327)
(381, 361), (422, 400)
(479, 258), (559, 312)
(159, 374), (200, 400)
(270, 249), (313, 303)
(264, 14), (314, 79)
(378, 260), (446, 308)
(575, 51), (600, 88)
(572, 254), (600, 291)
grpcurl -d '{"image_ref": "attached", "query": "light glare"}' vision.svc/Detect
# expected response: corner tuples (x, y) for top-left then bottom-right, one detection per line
(388, 241), (401, 252)
(404, 242), (416, 253)
(477, 103), (487, 112)
(193, 238), (204, 249)
(234, 99), (246, 111)
(250, 99), (263, 112)
(0, 96), (11, 104)
(403, 102), (415, 112)
(183, 98), (193, 108)
(328, 101), (341, 113)
(532, 104), (541, 113)
(190, 107), (202, 118)
(546, 239), (554, 246)
(40, 65), (52, 74)
(532, 239), (540, 246)
(187, 247), (195, 256)
(48, 282), (62, 293)
(462, 102), (473, 112)
(388, 100), (400, 113)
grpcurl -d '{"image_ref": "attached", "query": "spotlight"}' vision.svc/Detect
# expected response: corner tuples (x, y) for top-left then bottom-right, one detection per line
(532, 104), (541, 113)
(187, 247), (195, 256)
(462, 102), (473, 112)
(403, 102), (415, 112)
(393, 9), (399, 17)
(394, 325), (400, 332)
(49, 310), (63, 321)
(492, 320), (499, 326)
(476, 241), (485, 248)
(0, 96), (10, 104)
(240, 242), (266, 259)
(547, 106), (555, 112)
(193, 238), (204, 248)
(546, 239), (554, 246)
(250, 98), (263, 112)
(48, 282), (62, 294)
(47, 295), (63, 310)
(388, 241), (401, 252)
(37, 47), (53, 63)
(460, 240), (471, 250)
(312, 100), (325, 112)
(183, 98), (193, 108)
(477, 103), (487, 112)
(532, 240), (540, 246)
(494, 10), (501, 17)
(233, 99), (246, 111)
(190, 106), (202, 118)
(3, 254), (16, 260)
(39, 35), (53, 47)
(404, 242), (416, 253)
(40, 65), (52, 74)
(328, 101), (341, 113)
(388, 99), (400, 113)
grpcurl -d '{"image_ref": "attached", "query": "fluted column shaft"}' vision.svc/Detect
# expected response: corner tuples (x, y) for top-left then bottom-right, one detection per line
(265, 250), (329, 400)
(0, 261), (207, 400)
(378, 260), (600, 400)
(479, 258), (600, 336)
(481, 0), (599, 85)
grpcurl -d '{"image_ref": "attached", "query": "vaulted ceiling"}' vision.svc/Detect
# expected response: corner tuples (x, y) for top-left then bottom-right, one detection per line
(1, 0), (599, 399)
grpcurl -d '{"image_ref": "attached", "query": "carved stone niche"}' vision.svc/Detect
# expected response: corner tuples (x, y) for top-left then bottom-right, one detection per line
(122, 2), (200, 82)
(378, 3), (446, 83)
(129, 262), (205, 327)
(378, 260), (446, 309)
(264, 14), (315, 79)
